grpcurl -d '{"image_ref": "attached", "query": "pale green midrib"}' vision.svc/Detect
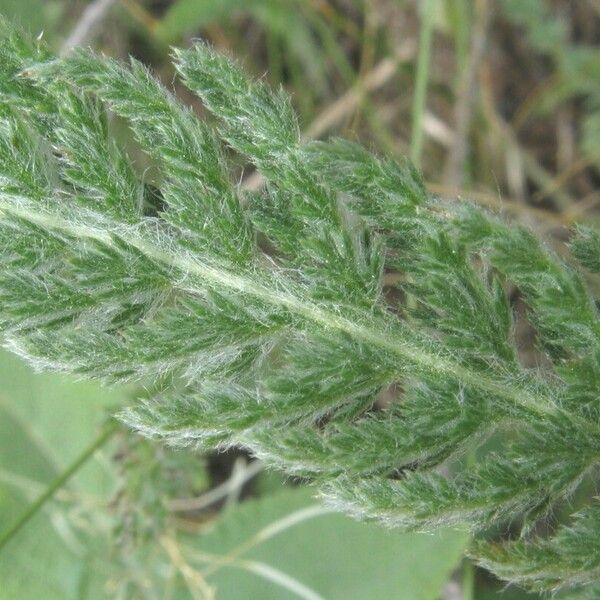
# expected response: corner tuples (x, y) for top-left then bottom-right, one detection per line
(0, 201), (571, 425)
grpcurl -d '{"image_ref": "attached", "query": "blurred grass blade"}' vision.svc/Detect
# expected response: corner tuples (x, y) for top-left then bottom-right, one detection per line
(0, 421), (117, 553)
(411, 0), (437, 167)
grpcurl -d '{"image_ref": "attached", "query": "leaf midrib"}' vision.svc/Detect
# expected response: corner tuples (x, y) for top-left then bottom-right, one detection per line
(0, 198), (575, 430)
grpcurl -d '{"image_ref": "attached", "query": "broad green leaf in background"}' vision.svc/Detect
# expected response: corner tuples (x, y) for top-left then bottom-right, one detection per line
(0, 351), (128, 599)
(157, 0), (314, 44)
(181, 488), (469, 600)
(157, 0), (326, 94)
(0, 0), (63, 41)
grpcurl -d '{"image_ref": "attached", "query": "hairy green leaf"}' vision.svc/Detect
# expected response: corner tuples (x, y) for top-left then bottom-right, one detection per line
(0, 19), (599, 595)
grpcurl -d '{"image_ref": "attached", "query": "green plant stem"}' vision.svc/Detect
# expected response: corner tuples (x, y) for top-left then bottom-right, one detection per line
(463, 446), (477, 599)
(0, 420), (117, 553)
(411, 0), (437, 168)
(463, 558), (475, 600)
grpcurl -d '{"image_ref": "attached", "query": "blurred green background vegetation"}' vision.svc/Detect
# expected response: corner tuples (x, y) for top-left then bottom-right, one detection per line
(0, 0), (598, 598)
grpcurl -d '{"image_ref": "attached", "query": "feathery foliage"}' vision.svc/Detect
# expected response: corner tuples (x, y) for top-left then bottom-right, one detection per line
(0, 20), (599, 594)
